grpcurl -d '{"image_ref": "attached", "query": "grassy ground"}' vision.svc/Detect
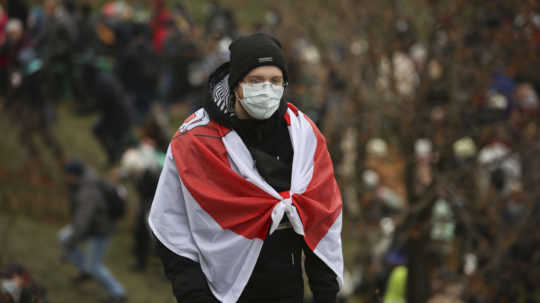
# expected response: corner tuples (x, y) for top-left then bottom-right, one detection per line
(0, 212), (363, 303)
(0, 100), (180, 302)
(0, 213), (176, 303)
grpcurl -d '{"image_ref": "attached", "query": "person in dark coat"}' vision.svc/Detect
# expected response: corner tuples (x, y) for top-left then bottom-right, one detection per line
(39, 0), (78, 101)
(149, 33), (343, 303)
(204, 0), (236, 38)
(81, 60), (135, 165)
(115, 128), (165, 272)
(2, 19), (64, 171)
(160, 19), (201, 105)
(59, 159), (127, 303)
(116, 23), (158, 123)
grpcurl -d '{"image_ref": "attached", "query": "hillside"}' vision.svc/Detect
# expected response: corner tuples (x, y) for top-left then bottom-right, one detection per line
(0, 213), (176, 303)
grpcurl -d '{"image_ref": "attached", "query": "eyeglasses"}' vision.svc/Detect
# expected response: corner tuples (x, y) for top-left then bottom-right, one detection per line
(243, 76), (287, 87)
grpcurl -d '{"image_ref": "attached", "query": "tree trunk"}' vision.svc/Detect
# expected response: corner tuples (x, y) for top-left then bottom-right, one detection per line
(404, 155), (432, 303)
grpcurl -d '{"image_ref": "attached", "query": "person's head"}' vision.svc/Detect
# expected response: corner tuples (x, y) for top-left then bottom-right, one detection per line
(63, 0), (76, 15)
(0, 263), (31, 300)
(0, 264), (29, 280)
(63, 158), (85, 185)
(6, 19), (23, 42)
(45, 0), (58, 18)
(228, 33), (288, 120)
(384, 251), (407, 268)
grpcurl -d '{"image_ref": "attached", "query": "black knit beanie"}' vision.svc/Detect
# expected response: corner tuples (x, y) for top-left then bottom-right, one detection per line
(228, 33), (288, 90)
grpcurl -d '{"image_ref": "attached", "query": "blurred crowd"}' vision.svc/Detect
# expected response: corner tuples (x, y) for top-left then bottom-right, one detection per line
(1, 0), (540, 303)
(340, 4), (540, 303)
(0, 0), (335, 168)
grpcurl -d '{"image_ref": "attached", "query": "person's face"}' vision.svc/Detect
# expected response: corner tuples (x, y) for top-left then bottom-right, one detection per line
(235, 65), (284, 99)
(45, 0), (57, 17)
(6, 21), (23, 42)
(234, 65), (284, 119)
(7, 29), (22, 42)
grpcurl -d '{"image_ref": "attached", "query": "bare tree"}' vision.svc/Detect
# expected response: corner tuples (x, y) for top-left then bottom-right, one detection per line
(283, 0), (540, 301)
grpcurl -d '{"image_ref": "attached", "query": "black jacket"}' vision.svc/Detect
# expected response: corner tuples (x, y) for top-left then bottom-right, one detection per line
(156, 63), (339, 303)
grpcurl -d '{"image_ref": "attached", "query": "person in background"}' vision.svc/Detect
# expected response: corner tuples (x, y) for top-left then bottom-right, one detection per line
(382, 252), (407, 303)
(0, 263), (48, 303)
(204, 0), (236, 39)
(59, 159), (127, 303)
(149, 33), (343, 303)
(116, 22), (158, 123)
(80, 58), (135, 165)
(39, 0), (77, 102)
(150, 0), (170, 55)
(3, 42), (65, 175)
(0, 5), (9, 96)
(159, 7), (201, 106)
(6, 0), (28, 29)
(115, 128), (165, 272)
(1, 18), (65, 179)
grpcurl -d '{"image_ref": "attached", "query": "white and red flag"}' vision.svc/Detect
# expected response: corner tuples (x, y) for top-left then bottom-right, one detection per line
(149, 104), (343, 303)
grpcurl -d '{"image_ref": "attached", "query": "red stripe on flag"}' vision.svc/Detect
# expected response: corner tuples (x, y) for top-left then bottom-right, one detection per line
(287, 103), (299, 116)
(171, 121), (277, 240)
(292, 117), (342, 250)
(284, 112), (291, 126)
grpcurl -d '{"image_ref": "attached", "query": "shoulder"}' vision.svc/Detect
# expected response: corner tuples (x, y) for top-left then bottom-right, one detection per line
(283, 103), (299, 126)
(170, 108), (230, 161)
(178, 109), (211, 134)
(174, 108), (230, 139)
(286, 103), (324, 136)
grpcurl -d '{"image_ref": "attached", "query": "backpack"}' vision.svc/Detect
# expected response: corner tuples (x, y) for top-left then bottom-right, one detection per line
(100, 181), (127, 220)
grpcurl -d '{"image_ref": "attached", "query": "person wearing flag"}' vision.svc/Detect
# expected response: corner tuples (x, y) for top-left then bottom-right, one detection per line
(148, 33), (343, 303)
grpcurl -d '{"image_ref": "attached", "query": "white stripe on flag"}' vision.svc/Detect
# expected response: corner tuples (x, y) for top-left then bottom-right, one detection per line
(313, 211), (344, 289)
(149, 146), (263, 303)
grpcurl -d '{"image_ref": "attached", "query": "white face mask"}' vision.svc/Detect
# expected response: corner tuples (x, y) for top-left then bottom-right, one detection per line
(239, 82), (284, 120)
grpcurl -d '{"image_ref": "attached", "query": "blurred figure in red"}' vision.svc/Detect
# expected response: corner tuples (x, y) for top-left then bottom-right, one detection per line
(150, 0), (170, 54)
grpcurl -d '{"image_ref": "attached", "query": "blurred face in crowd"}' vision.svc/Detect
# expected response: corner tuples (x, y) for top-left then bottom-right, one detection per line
(234, 65), (284, 119)
(6, 20), (23, 42)
(45, 0), (58, 17)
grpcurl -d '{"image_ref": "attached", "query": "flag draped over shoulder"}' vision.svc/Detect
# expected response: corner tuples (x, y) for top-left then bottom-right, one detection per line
(148, 104), (343, 303)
